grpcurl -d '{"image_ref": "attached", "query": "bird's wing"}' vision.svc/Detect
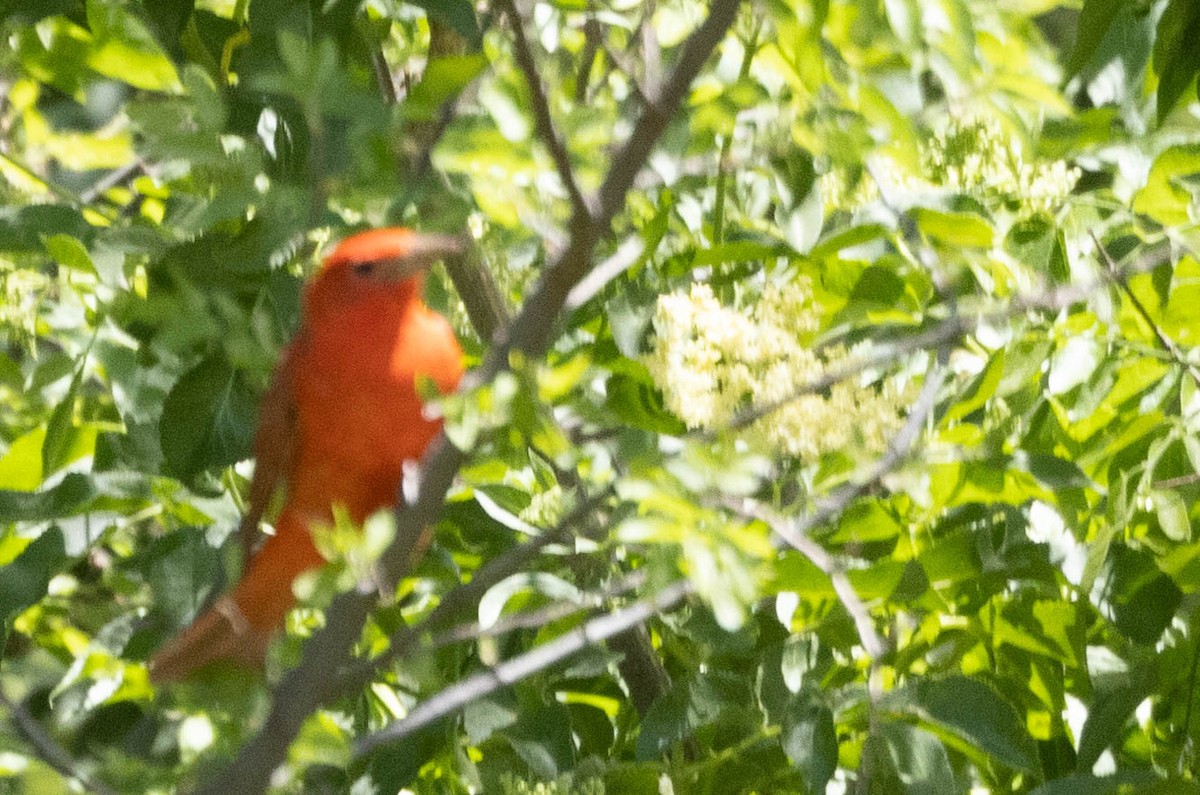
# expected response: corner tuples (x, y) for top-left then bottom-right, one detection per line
(239, 332), (304, 565)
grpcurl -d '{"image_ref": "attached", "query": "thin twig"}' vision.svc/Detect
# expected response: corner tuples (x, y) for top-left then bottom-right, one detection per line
(428, 569), (647, 649)
(79, 159), (146, 206)
(351, 580), (692, 756)
(1156, 473), (1200, 490)
(1092, 231), (1200, 388)
(598, 40), (651, 106)
(0, 689), (117, 795)
(499, 0), (593, 224)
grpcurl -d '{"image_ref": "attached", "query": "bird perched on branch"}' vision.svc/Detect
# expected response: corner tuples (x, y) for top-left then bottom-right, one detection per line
(149, 227), (465, 683)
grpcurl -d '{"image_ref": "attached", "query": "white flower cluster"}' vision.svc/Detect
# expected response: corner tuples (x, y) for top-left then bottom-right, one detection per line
(0, 261), (48, 347)
(925, 115), (1080, 216)
(645, 281), (911, 460)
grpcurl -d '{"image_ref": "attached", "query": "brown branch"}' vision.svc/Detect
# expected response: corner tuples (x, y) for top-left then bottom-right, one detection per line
(351, 580), (693, 756)
(0, 689), (117, 795)
(443, 247), (511, 343)
(193, 3), (740, 790)
(575, 17), (602, 103)
(499, 0), (593, 224)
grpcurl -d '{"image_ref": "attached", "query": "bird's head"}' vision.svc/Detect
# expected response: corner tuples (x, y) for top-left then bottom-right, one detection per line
(306, 227), (463, 317)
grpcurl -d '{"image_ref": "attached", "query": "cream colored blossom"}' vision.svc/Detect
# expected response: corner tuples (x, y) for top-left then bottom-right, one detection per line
(645, 281), (913, 459)
(925, 115), (1080, 216)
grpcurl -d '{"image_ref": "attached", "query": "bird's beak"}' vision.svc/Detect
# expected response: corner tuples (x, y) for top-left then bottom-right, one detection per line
(407, 232), (466, 262)
(378, 232), (465, 280)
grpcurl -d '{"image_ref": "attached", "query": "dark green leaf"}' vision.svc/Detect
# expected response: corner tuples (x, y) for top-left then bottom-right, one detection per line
(0, 474), (96, 523)
(605, 373), (686, 435)
(159, 355), (258, 481)
(904, 676), (1039, 772)
(1064, 0), (1128, 78)
(781, 703), (837, 793)
(1153, 0), (1200, 122)
(0, 527), (67, 620)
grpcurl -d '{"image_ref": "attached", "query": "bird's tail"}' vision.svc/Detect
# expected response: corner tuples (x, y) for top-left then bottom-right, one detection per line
(148, 511), (324, 683)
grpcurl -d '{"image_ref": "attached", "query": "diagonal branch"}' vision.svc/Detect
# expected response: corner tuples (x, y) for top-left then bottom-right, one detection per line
(193, 3), (741, 792)
(351, 580), (692, 756)
(499, 0), (593, 224)
(1092, 231), (1200, 388)
(0, 689), (117, 795)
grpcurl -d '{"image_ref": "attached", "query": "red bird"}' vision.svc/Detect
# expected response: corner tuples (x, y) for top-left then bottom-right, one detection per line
(150, 228), (464, 682)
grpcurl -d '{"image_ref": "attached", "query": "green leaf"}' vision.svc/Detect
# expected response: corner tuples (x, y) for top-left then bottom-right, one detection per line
(0, 427), (48, 491)
(637, 681), (723, 760)
(159, 355), (258, 481)
(1064, 0), (1128, 79)
(504, 705), (575, 779)
(462, 693), (519, 745)
(866, 722), (956, 795)
(405, 54), (488, 121)
(85, 0), (182, 91)
(0, 527), (67, 620)
(1107, 544), (1182, 644)
(1077, 664), (1156, 771)
(1153, 0), (1200, 122)
(42, 364), (87, 478)
(1005, 217), (1068, 283)
(0, 474), (96, 523)
(408, 0), (481, 43)
(781, 703), (837, 793)
(912, 207), (994, 248)
(605, 372), (686, 435)
(0, 205), (93, 253)
(1132, 144), (1200, 226)
(827, 499), (901, 545)
(1152, 489), (1191, 541)
(691, 240), (790, 267)
(41, 233), (97, 275)
(810, 223), (890, 259)
(943, 351), (1004, 424)
(903, 676), (1039, 772)
(1030, 774), (1193, 795)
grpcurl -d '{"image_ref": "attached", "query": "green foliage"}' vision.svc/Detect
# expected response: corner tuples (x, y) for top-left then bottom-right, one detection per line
(3, 0), (1200, 793)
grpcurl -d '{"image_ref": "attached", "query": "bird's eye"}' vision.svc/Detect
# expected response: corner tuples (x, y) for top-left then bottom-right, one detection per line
(353, 262), (376, 277)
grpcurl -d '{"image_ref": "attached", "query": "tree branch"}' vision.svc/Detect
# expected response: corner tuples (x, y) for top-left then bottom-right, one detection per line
(1093, 232), (1200, 388)
(499, 0), (593, 224)
(0, 689), (117, 795)
(564, 234), (646, 311)
(351, 580), (692, 756)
